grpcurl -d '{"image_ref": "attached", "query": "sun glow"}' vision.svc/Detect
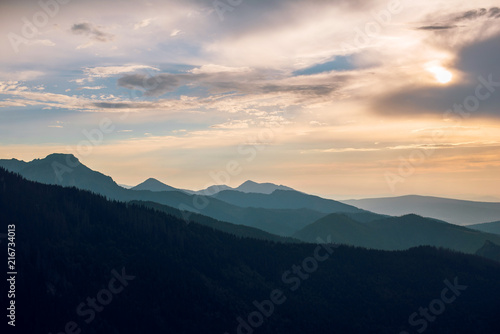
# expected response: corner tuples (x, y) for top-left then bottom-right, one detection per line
(428, 66), (453, 84)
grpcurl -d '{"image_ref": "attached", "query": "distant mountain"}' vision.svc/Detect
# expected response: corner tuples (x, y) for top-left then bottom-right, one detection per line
(0, 158), (27, 172)
(131, 178), (179, 192)
(342, 195), (500, 225)
(467, 221), (500, 235)
(184, 184), (232, 195)
(0, 153), (123, 197)
(0, 153), (325, 236)
(234, 180), (295, 194)
(212, 189), (362, 214)
(2, 167), (500, 334)
(341, 211), (390, 223)
(184, 181), (294, 196)
(475, 240), (500, 262)
(293, 213), (500, 254)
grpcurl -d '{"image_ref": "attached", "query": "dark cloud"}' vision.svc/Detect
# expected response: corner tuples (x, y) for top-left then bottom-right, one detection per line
(118, 73), (202, 97)
(417, 7), (500, 34)
(205, 0), (381, 39)
(71, 22), (114, 42)
(453, 7), (500, 22)
(117, 67), (343, 100)
(261, 84), (337, 97)
(372, 33), (500, 118)
(92, 102), (148, 109)
(455, 8), (488, 21)
(489, 7), (500, 18)
(417, 25), (456, 30)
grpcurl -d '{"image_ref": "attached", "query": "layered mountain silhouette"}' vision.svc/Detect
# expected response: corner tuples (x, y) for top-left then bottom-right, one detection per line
(131, 178), (179, 192)
(233, 180), (295, 194)
(3, 153), (500, 250)
(130, 178), (293, 195)
(0, 153), (121, 196)
(0, 154), (340, 235)
(293, 213), (500, 254)
(467, 221), (500, 235)
(342, 195), (500, 225)
(130, 200), (300, 243)
(212, 189), (362, 213)
(475, 240), (500, 262)
(1, 167), (500, 333)
(186, 180), (293, 195)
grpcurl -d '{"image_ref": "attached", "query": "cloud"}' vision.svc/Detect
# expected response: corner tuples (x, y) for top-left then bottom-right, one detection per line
(71, 22), (115, 43)
(117, 73), (182, 96)
(415, 7), (500, 35)
(189, 64), (250, 74)
(316, 147), (380, 153)
(77, 86), (106, 90)
(310, 121), (328, 127)
(260, 83), (338, 97)
(417, 25), (456, 30)
(372, 32), (500, 118)
(453, 7), (500, 21)
(0, 70), (45, 81)
(210, 120), (252, 129)
(134, 18), (153, 30)
(83, 65), (159, 81)
(308, 141), (500, 154)
(293, 56), (357, 76)
(117, 65), (346, 101)
(170, 29), (181, 37)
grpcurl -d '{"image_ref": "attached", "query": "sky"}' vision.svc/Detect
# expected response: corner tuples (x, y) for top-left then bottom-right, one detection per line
(1, 0), (500, 200)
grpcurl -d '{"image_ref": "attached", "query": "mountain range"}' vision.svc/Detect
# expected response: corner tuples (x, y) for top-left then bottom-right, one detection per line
(1, 166), (500, 333)
(0, 154), (362, 236)
(467, 221), (500, 235)
(2, 153), (500, 255)
(131, 177), (295, 195)
(293, 213), (500, 254)
(342, 195), (500, 226)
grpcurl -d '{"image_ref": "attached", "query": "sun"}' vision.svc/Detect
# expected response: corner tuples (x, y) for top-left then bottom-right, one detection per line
(428, 66), (453, 84)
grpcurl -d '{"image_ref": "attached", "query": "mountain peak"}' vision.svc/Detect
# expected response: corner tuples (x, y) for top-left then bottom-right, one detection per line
(132, 178), (178, 192)
(240, 180), (258, 186)
(144, 178), (162, 183)
(235, 180), (294, 194)
(43, 153), (80, 163)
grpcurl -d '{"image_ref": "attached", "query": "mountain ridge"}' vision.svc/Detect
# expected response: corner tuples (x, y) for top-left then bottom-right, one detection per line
(131, 178), (179, 192)
(0, 153), (327, 235)
(293, 213), (500, 254)
(342, 195), (500, 225)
